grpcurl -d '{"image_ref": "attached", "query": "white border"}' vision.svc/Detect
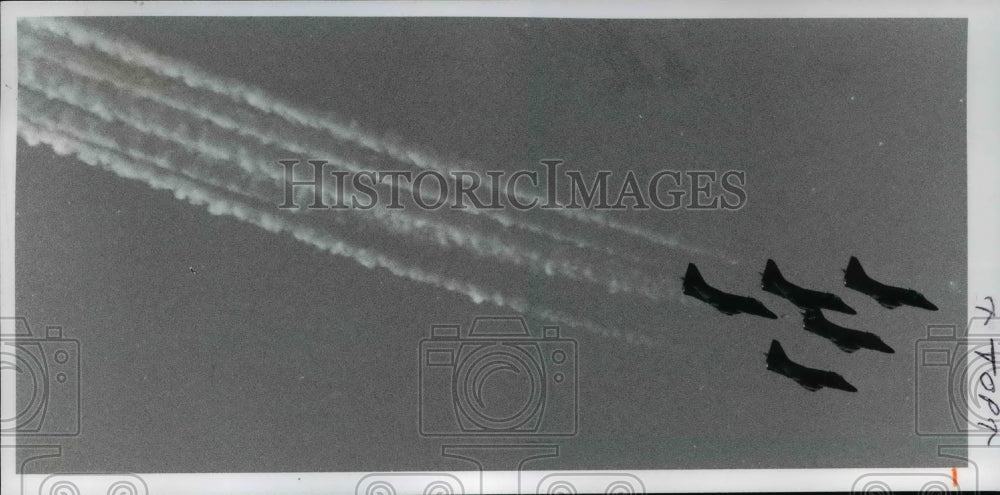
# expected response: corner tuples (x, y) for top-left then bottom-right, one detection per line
(1, 1), (997, 494)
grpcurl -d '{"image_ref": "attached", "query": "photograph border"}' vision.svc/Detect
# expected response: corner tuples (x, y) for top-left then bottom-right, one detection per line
(2, 1), (997, 493)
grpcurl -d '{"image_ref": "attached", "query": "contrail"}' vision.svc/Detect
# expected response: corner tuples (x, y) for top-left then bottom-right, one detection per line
(17, 118), (654, 346)
(18, 30), (650, 266)
(18, 89), (280, 202)
(18, 86), (678, 302)
(21, 18), (734, 264)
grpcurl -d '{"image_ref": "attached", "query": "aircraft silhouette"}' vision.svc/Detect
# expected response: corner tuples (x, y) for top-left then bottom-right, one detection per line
(801, 308), (895, 354)
(761, 259), (857, 315)
(765, 340), (858, 392)
(682, 263), (778, 319)
(843, 256), (938, 311)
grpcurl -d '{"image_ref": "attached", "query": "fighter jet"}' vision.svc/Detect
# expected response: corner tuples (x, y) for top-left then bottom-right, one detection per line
(801, 308), (895, 354)
(682, 263), (778, 319)
(843, 256), (938, 311)
(761, 259), (857, 315)
(764, 340), (858, 392)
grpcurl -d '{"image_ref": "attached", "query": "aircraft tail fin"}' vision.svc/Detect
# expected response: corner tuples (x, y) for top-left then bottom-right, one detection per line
(762, 259), (785, 286)
(683, 263), (706, 286)
(844, 256), (870, 284)
(767, 339), (789, 363)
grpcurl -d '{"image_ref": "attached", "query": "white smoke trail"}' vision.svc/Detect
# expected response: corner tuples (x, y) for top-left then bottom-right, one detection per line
(18, 31), (649, 266)
(19, 89), (282, 202)
(17, 82), (677, 302)
(17, 118), (653, 346)
(21, 18), (734, 263)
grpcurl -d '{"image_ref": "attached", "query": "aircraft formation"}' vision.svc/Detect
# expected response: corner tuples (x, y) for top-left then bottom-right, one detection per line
(682, 256), (938, 393)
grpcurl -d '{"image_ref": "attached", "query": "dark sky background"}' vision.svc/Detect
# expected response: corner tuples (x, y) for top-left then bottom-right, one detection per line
(16, 18), (966, 472)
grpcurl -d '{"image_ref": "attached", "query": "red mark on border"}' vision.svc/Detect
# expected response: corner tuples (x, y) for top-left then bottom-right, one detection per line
(951, 467), (958, 487)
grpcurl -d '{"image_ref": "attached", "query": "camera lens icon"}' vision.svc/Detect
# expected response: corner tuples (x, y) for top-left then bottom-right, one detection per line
(454, 345), (544, 431)
(851, 473), (961, 493)
(914, 319), (1000, 438)
(419, 316), (577, 437)
(356, 473), (464, 495)
(0, 318), (80, 437)
(39, 474), (147, 495)
(536, 473), (645, 494)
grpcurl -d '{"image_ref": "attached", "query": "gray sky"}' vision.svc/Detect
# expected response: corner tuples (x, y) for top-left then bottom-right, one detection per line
(17, 17), (965, 472)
